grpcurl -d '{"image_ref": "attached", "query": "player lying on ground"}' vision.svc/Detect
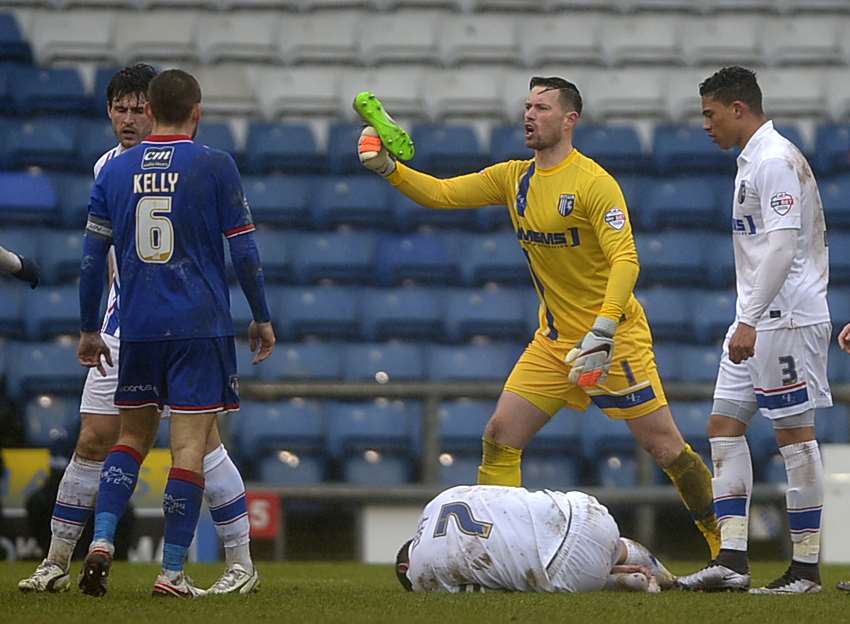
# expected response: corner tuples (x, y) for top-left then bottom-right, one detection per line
(394, 485), (674, 593)
(357, 79), (720, 559)
(677, 67), (831, 595)
(0, 244), (39, 288)
(18, 65), (260, 597)
(76, 69), (274, 599)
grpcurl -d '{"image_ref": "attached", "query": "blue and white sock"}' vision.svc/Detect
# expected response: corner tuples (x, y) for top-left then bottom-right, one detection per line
(710, 436), (752, 553)
(781, 441), (824, 565)
(204, 445), (253, 573)
(48, 454), (102, 569)
(92, 445), (142, 550)
(162, 468), (205, 576)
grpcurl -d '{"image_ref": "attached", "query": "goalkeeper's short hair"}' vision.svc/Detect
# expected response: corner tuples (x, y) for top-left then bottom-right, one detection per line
(529, 75), (582, 115)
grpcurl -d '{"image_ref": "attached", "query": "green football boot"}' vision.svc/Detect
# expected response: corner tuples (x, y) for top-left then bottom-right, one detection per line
(352, 91), (415, 161)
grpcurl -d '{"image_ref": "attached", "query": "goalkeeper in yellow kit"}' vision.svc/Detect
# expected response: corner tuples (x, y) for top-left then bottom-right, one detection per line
(357, 76), (720, 558)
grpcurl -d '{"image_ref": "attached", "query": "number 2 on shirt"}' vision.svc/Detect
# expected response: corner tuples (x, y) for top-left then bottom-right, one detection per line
(433, 502), (493, 539)
(136, 196), (174, 264)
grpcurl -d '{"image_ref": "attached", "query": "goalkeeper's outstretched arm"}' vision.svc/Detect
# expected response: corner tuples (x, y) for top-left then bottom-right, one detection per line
(358, 126), (506, 210)
(0, 243), (39, 288)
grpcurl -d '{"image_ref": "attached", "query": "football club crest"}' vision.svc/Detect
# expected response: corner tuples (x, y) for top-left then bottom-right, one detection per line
(557, 193), (575, 217)
(738, 180), (747, 204)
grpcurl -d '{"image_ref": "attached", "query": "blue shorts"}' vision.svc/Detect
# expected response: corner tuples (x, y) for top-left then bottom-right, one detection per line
(115, 337), (239, 414)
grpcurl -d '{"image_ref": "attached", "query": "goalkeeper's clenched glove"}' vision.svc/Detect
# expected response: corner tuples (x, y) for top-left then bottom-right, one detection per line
(13, 254), (39, 289)
(358, 126), (396, 177)
(566, 316), (617, 387)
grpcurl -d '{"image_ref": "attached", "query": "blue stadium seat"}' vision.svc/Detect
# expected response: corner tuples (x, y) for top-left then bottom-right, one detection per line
(523, 291), (540, 337)
(23, 395), (78, 447)
(529, 411), (581, 455)
(253, 229), (291, 282)
(690, 290), (736, 345)
(263, 342), (344, 381)
(439, 399), (494, 453)
(653, 342), (682, 382)
(40, 230), (84, 285)
(642, 177), (718, 230)
(0, 71), (14, 118)
(232, 399), (324, 458)
(228, 287), (255, 339)
(243, 175), (311, 227)
(7, 119), (79, 170)
(426, 343), (516, 381)
(12, 67), (92, 116)
(574, 124), (649, 173)
(257, 452), (325, 485)
(774, 124), (806, 154)
(196, 122), (238, 161)
(669, 401), (711, 454)
(0, 284), (23, 336)
(0, 172), (58, 224)
(474, 205), (511, 231)
(490, 125), (530, 163)
(244, 122), (324, 173)
(24, 286), (80, 340)
(277, 287), (359, 340)
(291, 231), (375, 284)
(676, 345), (722, 383)
(235, 339), (265, 383)
(440, 455), (480, 487)
(391, 193), (476, 231)
(821, 175), (850, 229)
(374, 232), (458, 286)
(828, 347), (849, 384)
(92, 66), (119, 116)
(636, 232), (706, 286)
(814, 124), (850, 175)
(617, 175), (650, 229)
(0, 227), (39, 265)
(745, 413), (776, 467)
(652, 125), (736, 174)
(342, 454), (413, 485)
(360, 287), (443, 341)
(326, 399), (421, 458)
(411, 124), (487, 175)
(312, 176), (390, 228)
(817, 404), (850, 443)
(828, 288), (850, 333)
(343, 342), (425, 381)
(522, 456), (580, 489)
(596, 455), (638, 488)
(580, 406), (633, 457)
(829, 232), (850, 284)
(760, 453), (788, 484)
(443, 288), (527, 342)
(458, 231), (528, 286)
(5, 341), (84, 400)
(76, 120), (117, 173)
(702, 234), (735, 288)
(635, 288), (690, 342)
(52, 174), (93, 228)
(0, 14), (32, 64)
(326, 122), (363, 174)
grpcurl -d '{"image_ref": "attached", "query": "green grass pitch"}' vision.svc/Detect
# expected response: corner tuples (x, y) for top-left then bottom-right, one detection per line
(2, 561), (850, 624)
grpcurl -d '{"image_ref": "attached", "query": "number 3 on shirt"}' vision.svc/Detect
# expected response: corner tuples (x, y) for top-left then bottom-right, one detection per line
(136, 197), (174, 263)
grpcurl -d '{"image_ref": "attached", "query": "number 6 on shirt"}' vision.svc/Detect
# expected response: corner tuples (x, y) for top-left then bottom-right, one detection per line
(136, 196), (174, 264)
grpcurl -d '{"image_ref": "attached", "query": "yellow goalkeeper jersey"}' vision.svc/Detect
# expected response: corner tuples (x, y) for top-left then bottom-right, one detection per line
(387, 149), (642, 345)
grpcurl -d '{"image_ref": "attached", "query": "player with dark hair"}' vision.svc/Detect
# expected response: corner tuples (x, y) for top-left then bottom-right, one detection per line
(0, 245), (39, 287)
(19, 64), (261, 597)
(75, 68), (275, 598)
(394, 485), (674, 593)
(358, 78), (721, 560)
(678, 67), (830, 594)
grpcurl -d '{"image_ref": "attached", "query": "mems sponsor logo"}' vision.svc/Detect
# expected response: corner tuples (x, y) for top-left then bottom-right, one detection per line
(516, 227), (581, 247)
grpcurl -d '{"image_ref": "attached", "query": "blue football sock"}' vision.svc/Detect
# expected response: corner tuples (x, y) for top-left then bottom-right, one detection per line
(162, 468), (205, 573)
(93, 445), (143, 546)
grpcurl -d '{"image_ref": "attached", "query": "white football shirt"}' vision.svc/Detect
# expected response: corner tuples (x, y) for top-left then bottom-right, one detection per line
(731, 120), (829, 330)
(407, 485), (572, 592)
(94, 144), (125, 338)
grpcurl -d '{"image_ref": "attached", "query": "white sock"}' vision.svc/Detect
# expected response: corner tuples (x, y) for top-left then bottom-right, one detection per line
(203, 444), (253, 573)
(0, 245), (22, 274)
(780, 440), (824, 565)
(47, 454), (103, 570)
(710, 436), (752, 553)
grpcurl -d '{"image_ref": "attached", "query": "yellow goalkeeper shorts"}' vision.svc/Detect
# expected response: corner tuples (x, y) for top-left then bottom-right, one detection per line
(504, 310), (668, 420)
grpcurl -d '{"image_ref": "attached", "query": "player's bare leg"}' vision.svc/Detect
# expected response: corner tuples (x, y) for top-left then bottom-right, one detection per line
(81, 407), (159, 597)
(152, 411), (216, 598)
(18, 413), (120, 593)
(627, 405), (721, 559)
(204, 419), (259, 595)
(477, 391), (550, 487)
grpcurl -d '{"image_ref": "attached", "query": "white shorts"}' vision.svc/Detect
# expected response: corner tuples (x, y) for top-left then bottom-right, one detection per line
(79, 332), (120, 416)
(713, 322), (833, 420)
(547, 491), (620, 593)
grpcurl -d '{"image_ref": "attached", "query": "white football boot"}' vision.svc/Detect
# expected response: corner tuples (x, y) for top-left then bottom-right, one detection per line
(18, 560), (70, 593)
(676, 561), (751, 592)
(750, 568), (821, 594)
(206, 564), (260, 595)
(152, 572), (205, 598)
